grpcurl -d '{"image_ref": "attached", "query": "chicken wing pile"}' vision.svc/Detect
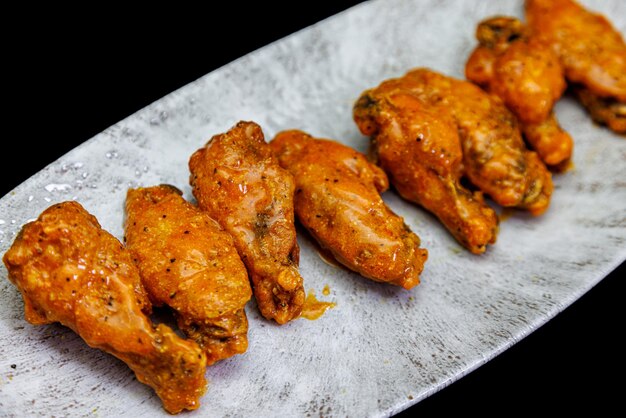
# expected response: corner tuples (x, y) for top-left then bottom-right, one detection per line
(3, 0), (624, 413)
(466, 16), (574, 166)
(467, 0), (626, 138)
(354, 68), (552, 252)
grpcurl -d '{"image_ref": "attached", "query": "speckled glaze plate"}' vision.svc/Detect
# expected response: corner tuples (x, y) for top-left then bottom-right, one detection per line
(1, 0), (625, 416)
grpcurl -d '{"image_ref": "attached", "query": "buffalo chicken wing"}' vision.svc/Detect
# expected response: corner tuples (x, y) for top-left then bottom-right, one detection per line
(125, 185), (252, 365)
(189, 121), (305, 324)
(270, 130), (428, 289)
(3, 201), (207, 414)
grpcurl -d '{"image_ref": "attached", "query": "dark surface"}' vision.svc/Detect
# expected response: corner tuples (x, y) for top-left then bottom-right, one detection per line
(6, 3), (624, 416)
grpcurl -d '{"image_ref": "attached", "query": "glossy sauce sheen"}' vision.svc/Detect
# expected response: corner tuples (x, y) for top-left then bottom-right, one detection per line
(270, 130), (427, 289)
(189, 121), (305, 324)
(2, 202), (207, 414)
(125, 185), (252, 365)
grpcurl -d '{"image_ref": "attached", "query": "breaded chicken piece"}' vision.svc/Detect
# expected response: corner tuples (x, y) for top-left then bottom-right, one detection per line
(189, 121), (305, 324)
(466, 16), (574, 165)
(355, 68), (553, 217)
(2, 202), (207, 414)
(269, 130), (428, 289)
(354, 92), (498, 254)
(526, 0), (626, 134)
(125, 185), (252, 365)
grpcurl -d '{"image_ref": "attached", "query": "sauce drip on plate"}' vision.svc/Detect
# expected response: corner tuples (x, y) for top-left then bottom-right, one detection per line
(322, 284), (331, 296)
(300, 289), (335, 320)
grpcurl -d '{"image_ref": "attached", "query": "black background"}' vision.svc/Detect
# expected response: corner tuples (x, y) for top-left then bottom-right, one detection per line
(5, 2), (624, 415)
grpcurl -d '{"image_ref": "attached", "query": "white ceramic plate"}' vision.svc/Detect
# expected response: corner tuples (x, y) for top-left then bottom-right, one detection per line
(1, 0), (625, 416)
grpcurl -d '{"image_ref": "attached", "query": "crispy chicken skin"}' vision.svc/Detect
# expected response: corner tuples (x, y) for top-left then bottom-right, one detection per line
(269, 130), (428, 289)
(2, 202), (207, 414)
(189, 121), (305, 324)
(355, 68), (553, 217)
(353, 91), (498, 254)
(526, 0), (626, 134)
(125, 185), (252, 365)
(466, 16), (574, 165)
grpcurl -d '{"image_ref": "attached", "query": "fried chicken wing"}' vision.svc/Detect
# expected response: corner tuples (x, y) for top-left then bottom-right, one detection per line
(354, 90), (498, 254)
(355, 68), (552, 218)
(125, 185), (252, 365)
(189, 121), (305, 324)
(2, 202), (207, 414)
(526, 0), (626, 134)
(269, 130), (428, 289)
(466, 16), (574, 165)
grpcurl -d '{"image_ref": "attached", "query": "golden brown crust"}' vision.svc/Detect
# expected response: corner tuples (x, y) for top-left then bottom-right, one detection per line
(125, 185), (252, 365)
(3, 201), (207, 414)
(466, 16), (573, 165)
(189, 121), (305, 324)
(526, 0), (626, 134)
(270, 130), (428, 288)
